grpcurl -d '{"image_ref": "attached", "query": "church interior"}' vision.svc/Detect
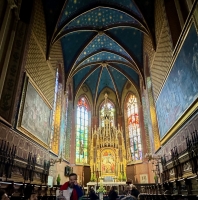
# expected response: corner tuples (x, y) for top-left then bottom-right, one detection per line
(0, 0), (198, 199)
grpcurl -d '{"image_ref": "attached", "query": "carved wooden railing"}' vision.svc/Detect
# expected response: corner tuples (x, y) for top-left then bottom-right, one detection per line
(138, 181), (198, 200)
(0, 139), (50, 184)
(138, 129), (198, 199)
(0, 140), (16, 180)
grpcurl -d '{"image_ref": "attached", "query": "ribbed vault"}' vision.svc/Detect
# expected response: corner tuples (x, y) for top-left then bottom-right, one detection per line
(42, 0), (155, 105)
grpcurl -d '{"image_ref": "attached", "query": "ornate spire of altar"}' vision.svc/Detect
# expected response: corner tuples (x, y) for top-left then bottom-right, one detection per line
(101, 93), (114, 123)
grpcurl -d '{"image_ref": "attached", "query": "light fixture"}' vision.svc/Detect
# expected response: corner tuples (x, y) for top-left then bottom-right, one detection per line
(49, 151), (63, 166)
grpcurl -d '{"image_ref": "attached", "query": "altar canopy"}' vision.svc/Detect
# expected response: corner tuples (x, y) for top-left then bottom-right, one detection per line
(89, 94), (127, 182)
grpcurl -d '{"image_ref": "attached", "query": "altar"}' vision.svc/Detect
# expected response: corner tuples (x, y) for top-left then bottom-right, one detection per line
(86, 181), (127, 194)
(89, 94), (127, 186)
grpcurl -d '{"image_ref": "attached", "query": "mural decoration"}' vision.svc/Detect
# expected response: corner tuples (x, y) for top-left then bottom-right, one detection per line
(156, 23), (198, 138)
(101, 150), (115, 174)
(17, 77), (51, 147)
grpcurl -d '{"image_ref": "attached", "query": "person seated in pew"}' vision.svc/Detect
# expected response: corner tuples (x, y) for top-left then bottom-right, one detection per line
(130, 185), (139, 199)
(120, 195), (136, 200)
(88, 187), (99, 200)
(124, 185), (131, 196)
(0, 190), (9, 200)
(108, 186), (118, 200)
(29, 193), (38, 200)
(119, 185), (137, 200)
(24, 191), (38, 200)
(24, 184), (38, 200)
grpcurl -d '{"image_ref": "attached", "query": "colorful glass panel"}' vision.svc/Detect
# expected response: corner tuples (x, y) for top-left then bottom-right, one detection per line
(76, 97), (89, 164)
(127, 95), (142, 161)
(49, 69), (59, 149)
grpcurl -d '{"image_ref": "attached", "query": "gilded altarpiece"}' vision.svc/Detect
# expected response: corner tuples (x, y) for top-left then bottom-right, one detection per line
(89, 94), (127, 181)
(101, 149), (115, 174)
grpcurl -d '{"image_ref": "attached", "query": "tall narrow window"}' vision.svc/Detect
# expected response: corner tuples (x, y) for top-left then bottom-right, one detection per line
(127, 94), (142, 161)
(100, 96), (115, 127)
(76, 97), (89, 164)
(50, 69), (59, 150)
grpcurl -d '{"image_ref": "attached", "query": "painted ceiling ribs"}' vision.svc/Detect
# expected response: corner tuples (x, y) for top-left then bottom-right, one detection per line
(43, 0), (155, 107)
(106, 65), (120, 107)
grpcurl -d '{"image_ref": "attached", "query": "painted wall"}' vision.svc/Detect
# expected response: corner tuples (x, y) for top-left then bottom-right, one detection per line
(156, 23), (198, 138)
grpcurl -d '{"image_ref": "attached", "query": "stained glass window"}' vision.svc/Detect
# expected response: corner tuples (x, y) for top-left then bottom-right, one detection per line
(127, 94), (142, 161)
(76, 97), (89, 164)
(50, 69), (59, 149)
(100, 100), (114, 127)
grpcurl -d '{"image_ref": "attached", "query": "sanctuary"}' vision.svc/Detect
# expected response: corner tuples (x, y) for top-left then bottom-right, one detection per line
(87, 94), (127, 191)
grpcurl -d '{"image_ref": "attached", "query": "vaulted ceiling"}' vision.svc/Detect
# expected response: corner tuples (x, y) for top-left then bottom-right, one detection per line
(42, 0), (155, 102)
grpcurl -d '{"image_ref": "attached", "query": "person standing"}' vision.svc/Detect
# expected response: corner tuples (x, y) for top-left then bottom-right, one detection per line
(60, 173), (83, 200)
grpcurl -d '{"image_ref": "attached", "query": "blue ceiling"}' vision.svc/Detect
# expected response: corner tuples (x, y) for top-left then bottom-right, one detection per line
(59, 0), (143, 25)
(97, 67), (115, 95)
(66, 7), (137, 28)
(42, 0), (155, 104)
(75, 34), (132, 64)
(107, 28), (143, 65)
(85, 67), (101, 98)
(77, 51), (131, 68)
(108, 66), (127, 96)
(61, 31), (95, 73)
